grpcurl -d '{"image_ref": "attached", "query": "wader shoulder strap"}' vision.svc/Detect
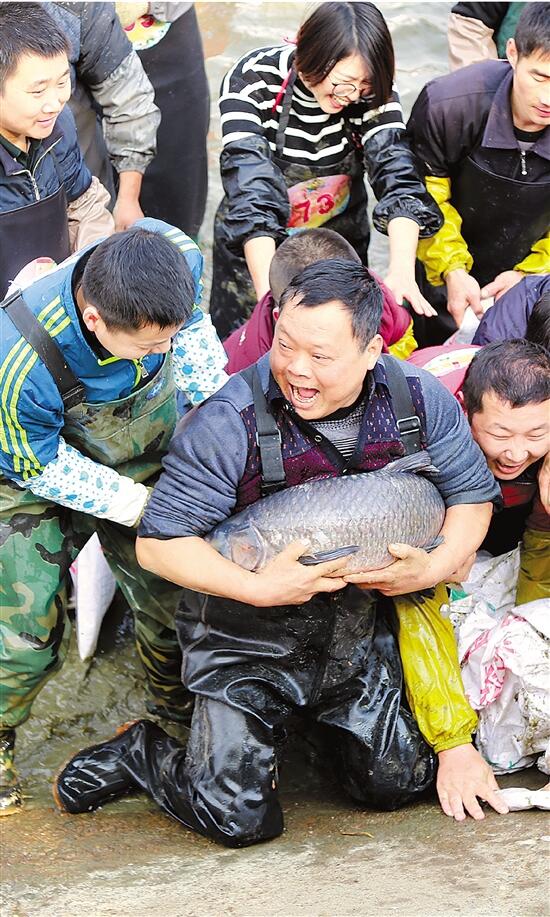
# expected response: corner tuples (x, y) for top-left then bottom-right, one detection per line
(380, 355), (423, 456)
(242, 364), (286, 496)
(1, 291), (85, 409)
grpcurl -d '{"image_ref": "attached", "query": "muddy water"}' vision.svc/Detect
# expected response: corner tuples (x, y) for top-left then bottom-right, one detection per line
(14, 1), (454, 804)
(4, 8), (549, 915)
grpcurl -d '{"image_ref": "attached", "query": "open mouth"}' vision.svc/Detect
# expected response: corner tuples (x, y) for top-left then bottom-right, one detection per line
(495, 460), (526, 476)
(289, 384), (319, 407)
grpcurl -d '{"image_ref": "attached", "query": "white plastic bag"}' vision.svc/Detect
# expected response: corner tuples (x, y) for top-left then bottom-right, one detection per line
(70, 534), (117, 661)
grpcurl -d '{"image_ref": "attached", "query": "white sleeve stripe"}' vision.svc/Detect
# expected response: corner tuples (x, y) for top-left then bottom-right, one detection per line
(361, 101), (404, 124)
(222, 130), (258, 145)
(362, 121), (406, 141)
(220, 95), (277, 111)
(220, 111), (262, 127)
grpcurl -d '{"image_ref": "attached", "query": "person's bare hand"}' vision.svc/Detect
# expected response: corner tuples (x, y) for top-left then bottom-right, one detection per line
(437, 744), (509, 821)
(384, 268), (437, 318)
(445, 268), (483, 325)
(537, 452), (550, 514)
(481, 270), (524, 301)
(113, 197), (144, 232)
(343, 543), (434, 596)
(255, 541), (349, 606)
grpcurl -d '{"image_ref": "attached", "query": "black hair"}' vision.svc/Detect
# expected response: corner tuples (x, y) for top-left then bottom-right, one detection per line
(269, 229), (361, 304)
(278, 259), (382, 349)
(0, 3), (69, 86)
(526, 291), (550, 351)
(514, 3), (550, 59)
(295, 2), (394, 108)
(81, 229), (196, 331)
(463, 340), (550, 419)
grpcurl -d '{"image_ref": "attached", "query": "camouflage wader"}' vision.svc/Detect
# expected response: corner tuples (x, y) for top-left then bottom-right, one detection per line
(0, 355), (187, 730)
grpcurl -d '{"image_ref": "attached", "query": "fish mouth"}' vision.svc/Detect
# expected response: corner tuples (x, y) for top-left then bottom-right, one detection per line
(289, 384), (319, 408)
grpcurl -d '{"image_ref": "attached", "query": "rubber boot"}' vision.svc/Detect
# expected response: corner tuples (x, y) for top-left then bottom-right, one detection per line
(53, 719), (169, 814)
(0, 729), (22, 816)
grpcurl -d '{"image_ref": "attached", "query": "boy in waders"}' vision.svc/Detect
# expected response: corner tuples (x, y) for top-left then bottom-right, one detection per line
(0, 3), (114, 299)
(0, 220), (229, 814)
(55, 261), (509, 845)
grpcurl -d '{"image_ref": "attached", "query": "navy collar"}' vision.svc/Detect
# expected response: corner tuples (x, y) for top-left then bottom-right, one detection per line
(483, 65), (550, 160)
(0, 121), (63, 176)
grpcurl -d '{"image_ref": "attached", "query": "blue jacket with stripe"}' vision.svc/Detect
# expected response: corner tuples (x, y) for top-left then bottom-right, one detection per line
(0, 218), (225, 484)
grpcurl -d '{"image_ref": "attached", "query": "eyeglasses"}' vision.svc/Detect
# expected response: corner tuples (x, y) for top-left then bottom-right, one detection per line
(330, 80), (374, 102)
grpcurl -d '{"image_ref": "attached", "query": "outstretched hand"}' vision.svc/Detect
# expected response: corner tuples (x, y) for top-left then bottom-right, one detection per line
(437, 744), (509, 821)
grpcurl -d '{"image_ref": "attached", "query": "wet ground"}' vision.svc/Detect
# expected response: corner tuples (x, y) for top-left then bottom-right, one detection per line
(3, 581), (549, 916)
(2, 3), (549, 914)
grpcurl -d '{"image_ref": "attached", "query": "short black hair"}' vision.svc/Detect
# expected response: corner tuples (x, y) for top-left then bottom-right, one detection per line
(269, 229), (360, 304)
(526, 291), (550, 351)
(295, 2), (394, 108)
(463, 340), (550, 419)
(0, 3), (69, 86)
(278, 259), (382, 349)
(514, 2), (550, 59)
(81, 229), (196, 331)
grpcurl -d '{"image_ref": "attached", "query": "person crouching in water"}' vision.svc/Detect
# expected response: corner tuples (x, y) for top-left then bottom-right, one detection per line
(462, 340), (550, 603)
(54, 262), (508, 846)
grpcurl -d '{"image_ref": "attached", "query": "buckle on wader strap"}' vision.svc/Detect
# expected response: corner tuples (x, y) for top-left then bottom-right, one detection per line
(1, 291), (85, 409)
(381, 354), (423, 456)
(243, 364), (286, 497)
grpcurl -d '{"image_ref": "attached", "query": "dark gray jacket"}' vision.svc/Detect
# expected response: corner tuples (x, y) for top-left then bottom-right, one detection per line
(43, 1), (160, 174)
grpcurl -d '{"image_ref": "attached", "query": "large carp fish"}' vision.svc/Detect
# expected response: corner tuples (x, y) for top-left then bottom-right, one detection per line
(207, 452), (446, 573)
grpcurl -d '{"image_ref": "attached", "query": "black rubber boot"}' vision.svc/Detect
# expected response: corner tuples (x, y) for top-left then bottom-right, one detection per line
(0, 728), (22, 816)
(53, 719), (167, 814)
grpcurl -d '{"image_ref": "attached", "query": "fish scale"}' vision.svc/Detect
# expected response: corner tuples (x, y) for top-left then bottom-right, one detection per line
(207, 452), (446, 573)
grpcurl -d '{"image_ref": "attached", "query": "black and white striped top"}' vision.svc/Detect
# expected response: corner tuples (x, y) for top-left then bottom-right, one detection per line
(219, 45), (406, 166)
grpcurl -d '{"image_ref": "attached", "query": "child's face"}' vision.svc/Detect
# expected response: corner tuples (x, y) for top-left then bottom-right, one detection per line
(0, 52), (71, 146)
(470, 391), (550, 480)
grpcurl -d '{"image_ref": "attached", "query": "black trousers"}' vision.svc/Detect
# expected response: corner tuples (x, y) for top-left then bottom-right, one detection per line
(118, 598), (435, 848)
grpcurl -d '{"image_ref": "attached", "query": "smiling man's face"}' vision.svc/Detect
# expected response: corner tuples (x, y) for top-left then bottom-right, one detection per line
(0, 52), (71, 149)
(270, 297), (382, 420)
(470, 390), (550, 480)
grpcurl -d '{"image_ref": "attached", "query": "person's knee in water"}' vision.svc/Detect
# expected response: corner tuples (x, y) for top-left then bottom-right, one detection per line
(56, 261), (506, 844)
(0, 221), (228, 814)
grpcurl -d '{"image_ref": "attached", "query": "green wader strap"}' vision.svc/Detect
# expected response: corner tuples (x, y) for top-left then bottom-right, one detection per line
(380, 355), (423, 456)
(242, 364), (286, 497)
(242, 356), (422, 493)
(1, 291), (85, 409)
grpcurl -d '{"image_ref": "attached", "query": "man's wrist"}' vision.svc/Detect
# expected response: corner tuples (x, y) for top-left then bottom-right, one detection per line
(436, 738), (475, 755)
(443, 264), (470, 281)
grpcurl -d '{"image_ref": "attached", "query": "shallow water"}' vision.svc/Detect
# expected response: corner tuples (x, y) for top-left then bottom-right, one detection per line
(17, 0), (456, 800)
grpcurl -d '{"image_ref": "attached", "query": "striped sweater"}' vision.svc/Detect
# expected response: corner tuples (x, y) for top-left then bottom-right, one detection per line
(217, 45), (442, 248)
(220, 45), (406, 164)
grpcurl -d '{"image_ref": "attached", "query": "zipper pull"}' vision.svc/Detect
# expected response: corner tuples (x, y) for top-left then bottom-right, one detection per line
(139, 360), (149, 379)
(520, 150), (527, 176)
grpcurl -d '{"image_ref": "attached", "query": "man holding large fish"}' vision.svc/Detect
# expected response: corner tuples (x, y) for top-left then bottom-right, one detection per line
(55, 261), (509, 845)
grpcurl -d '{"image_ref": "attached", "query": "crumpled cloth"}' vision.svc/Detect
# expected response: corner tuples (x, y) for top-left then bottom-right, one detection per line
(444, 549), (550, 775)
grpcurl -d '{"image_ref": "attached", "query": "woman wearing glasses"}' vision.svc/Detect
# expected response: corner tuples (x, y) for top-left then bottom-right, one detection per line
(209, 1), (443, 338)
